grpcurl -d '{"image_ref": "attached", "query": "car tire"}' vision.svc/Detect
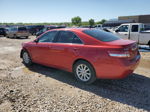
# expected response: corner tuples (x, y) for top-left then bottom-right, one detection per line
(25, 36), (29, 39)
(73, 60), (96, 84)
(22, 50), (32, 66)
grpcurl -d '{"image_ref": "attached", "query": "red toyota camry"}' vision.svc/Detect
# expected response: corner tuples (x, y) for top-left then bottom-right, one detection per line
(20, 28), (140, 84)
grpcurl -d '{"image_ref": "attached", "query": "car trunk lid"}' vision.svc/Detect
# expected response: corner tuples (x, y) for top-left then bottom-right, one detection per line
(106, 39), (138, 60)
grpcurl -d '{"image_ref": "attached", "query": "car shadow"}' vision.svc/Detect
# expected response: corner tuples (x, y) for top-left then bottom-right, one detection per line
(27, 63), (150, 111)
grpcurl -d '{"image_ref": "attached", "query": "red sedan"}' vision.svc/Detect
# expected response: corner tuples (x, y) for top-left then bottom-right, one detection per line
(20, 28), (140, 84)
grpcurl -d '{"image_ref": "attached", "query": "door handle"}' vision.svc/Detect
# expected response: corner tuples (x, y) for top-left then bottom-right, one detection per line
(73, 48), (79, 50)
(124, 34), (128, 35)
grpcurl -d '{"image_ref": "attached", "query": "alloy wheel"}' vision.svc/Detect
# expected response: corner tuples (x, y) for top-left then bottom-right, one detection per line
(76, 64), (91, 82)
(23, 52), (30, 64)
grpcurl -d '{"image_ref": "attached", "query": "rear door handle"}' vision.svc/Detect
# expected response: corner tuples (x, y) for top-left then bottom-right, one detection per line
(73, 48), (79, 50)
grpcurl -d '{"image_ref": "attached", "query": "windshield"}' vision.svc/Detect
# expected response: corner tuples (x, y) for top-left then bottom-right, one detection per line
(83, 29), (120, 42)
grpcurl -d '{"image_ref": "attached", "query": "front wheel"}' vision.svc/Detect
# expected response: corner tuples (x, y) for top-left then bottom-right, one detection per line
(73, 60), (96, 84)
(22, 51), (32, 66)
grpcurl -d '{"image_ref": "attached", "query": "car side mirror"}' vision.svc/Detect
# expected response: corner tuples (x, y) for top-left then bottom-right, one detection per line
(34, 39), (39, 43)
(115, 29), (119, 32)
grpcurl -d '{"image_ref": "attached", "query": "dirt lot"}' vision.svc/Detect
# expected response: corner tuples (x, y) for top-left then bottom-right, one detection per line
(0, 36), (150, 112)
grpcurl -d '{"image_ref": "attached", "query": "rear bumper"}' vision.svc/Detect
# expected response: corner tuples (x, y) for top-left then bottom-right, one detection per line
(94, 54), (141, 79)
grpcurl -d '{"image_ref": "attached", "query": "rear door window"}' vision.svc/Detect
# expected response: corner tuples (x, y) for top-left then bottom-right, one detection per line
(131, 25), (139, 32)
(72, 35), (83, 44)
(83, 29), (120, 42)
(56, 31), (83, 44)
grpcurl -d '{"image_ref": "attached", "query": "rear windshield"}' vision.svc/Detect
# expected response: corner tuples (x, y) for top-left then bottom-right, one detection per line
(83, 29), (120, 42)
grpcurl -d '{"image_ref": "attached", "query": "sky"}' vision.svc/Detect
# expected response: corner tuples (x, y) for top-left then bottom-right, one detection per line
(0, 0), (150, 23)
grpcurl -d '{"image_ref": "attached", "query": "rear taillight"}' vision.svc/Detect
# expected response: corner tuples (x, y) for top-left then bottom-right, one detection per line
(108, 43), (138, 58)
(108, 51), (130, 58)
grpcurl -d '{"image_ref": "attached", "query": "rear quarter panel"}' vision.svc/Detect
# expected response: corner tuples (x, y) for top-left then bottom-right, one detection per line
(71, 45), (111, 71)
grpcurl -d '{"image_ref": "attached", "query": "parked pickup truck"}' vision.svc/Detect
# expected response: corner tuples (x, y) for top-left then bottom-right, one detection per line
(112, 23), (150, 46)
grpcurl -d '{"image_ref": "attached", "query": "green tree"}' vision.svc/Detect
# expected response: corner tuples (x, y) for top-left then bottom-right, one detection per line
(82, 21), (89, 26)
(89, 19), (95, 27)
(71, 16), (82, 26)
(16, 22), (23, 25)
(97, 19), (107, 24)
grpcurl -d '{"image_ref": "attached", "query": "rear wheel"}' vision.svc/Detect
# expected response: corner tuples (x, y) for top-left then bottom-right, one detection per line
(73, 60), (96, 84)
(22, 51), (32, 66)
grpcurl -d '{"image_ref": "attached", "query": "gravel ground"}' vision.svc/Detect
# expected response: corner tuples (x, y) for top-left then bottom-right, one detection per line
(0, 36), (150, 112)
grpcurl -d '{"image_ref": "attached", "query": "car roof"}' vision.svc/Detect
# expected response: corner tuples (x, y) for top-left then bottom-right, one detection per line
(49, 28), (91, 32)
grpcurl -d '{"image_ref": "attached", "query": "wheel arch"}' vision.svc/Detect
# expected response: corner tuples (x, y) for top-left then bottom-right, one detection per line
(20, 48), (28, 58)
(72, 58), (96, 73)
(72, 58), (97, 84)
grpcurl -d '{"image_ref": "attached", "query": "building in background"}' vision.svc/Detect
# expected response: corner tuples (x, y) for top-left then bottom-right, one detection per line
(103, 14), (150, 27)
(102, 19), (134, 27)
(118, 14), (150, 23)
